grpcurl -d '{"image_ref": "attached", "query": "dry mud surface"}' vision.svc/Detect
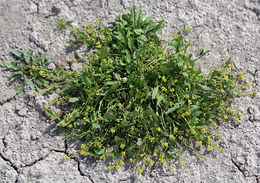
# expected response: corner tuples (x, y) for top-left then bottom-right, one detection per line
(0, 0), (260, 182)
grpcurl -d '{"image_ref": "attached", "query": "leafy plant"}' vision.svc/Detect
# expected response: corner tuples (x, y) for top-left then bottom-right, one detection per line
(0, 50), (53, 93)
(1, 7), (257, 174)
(56, 18), (70, 30)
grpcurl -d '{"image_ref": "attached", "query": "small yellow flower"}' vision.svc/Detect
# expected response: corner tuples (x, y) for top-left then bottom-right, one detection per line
(188, 26), (192, 31)
(39, 70), (44, 76)
(110, 129), (116, 134)
(33, 91), (38, 95)
(119, 160), (124, 165)
(68, 124), (73, 128)
(238, 113), (243, 117)
(129, 158), (133, 163)
(120, 144), (125, 149)
(218, 117), (222, 121)
(207, 146), (212, 151)
(170, 101), (174, 106)
(51, 116), (55, 121)
(235, 118), (240, 122)
(161, 86), (167, 92)
(80, 150), (86, 155)
(240, 76), (245, 81)
(153, 152), (157, 157)
(253, 91), (258, 95)
(170, 88), (175, 92)
(218, 147), (223, 152)
(161, 153), (165, 158)
(162, 142), (168, 148)
(31, 65), (36, 70)
(62, 156), (68, 161)
(231, 110), (236, 115)
(238, 72), (243, 76)
(230, 106), (234, 110)
(199, 157), (205, 161)
(220, 103), (225, 106)
(44, 105), (50, 110)
(121, 152), (126, 156)
(217, 133), (222, 137)
(107, 166), (112, 171)
(196, 141), (202, 147)
(213, 142), (218, 147)
(213, 123), (218, 129)
(149, 160), (154, 166)
(180, 160), (184, 166)
(72, 27), (77, 32)
(169, 134), (174, 139)
(246, 83), (251, 87)
(138, 169), (143, 174)
(201, 127), (206, 133)
(159, 158), (166, 163)
(60, 120), (65, 126)
(162, 76), (167, 82)
(168, 165), (172, 170)
(240, 85), (245, 89)
(224, 115), (228, 120)
(228, 98), (233, 102)
(81, 144), (86, 149)
(188, 41), (191, 45)
(220, 89), (225, 93)
(157, 127), (161, 132)
(115, 165), (120, 170)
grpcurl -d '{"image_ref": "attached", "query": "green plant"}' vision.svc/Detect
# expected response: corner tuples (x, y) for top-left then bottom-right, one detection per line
(47, 8), (256, 173)
(56, 18), (70, 30)
(1, 7), (257, 174)
(0, 50), (53, 93)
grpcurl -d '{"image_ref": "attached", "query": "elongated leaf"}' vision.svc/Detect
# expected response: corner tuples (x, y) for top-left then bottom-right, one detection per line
(200, 45), (211, 56)
(69, 97), (79, 103)
(15, 81), (25, 94)
(166, 101), (185, 114)
(11, 50), (22, 58)
(28, 79), (35, 90)
(92, 123), (101, 128)
(152, 86), (159, 99)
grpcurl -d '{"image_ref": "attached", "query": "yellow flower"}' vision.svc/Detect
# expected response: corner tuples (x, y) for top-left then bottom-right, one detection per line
(157, 127), (161, 132)
(33, 91), (38, 95)
(220, 103), (225, 106)
(180, 160), (184, 166)
(218, 117), (222, 121)
(44, 105), (50, 110)
(238, 113), (243, 117)
(162, 142), (168, 148)
(121, 152), (126, 156)
(107, 166), (112, 171)
(80, 150), (86, 155)
(253, 90), (258, 95)
(199, 157), (205, 161)
(159, 158), (166, 163)
(110, 129), (116, 134)
(161, 86), (167, 92)
(220, 89), (225, 93)
(235, 118), (240, 122)
(201, 127), (206, 133)
(153, 152), (157, 157)
(170, 88), (175, 92)
(72, 27), (77, 32)
(196, 141), (202, 147)
(213, 142), (218, 147)
(228, 98), (233, 102)
(188, 26), (192, 31)
(51, 116), (55, 120)
(149, 160), (154, 166)
(120, 144), (125, 149)
(138, 169), (143, 174)
(218, 147), (223, 152)
(246, 83), (251, 87)
(161, 153), (165, 158)
(81, 144), (86, 149)
(119, 160), (124, 165)
(240, 85), (245, 89)
(60, 120), (65, 126)
(238, 72), (243, 76)
(217, 133), (222, 137)
(169, 134), (174, 139)
(170, 101), (173, 106)
(213, 123), (218, 129)
(129, 158), (133, 163)
(224, 115), (228, 120)
(39, 70), (44, 76)
(31, 65), (36, 70)
(207, 146), (212, 151)
(240, 76), (245, 81)
(168, 165), (172, 170)
(62, 156), (68, 161)
(115, 165), (120, 170)
(162, 76), (167, 82)
(68, 124), (73, 128)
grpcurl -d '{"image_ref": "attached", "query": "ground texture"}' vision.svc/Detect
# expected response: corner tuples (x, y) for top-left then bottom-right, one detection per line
(0, 0), (260, 182)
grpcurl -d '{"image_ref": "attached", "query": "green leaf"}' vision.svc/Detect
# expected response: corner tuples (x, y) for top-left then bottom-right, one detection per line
(198, 84), (211, 91)
(152, 86), (159, 99)
(166, 101), (185, 114)
(136, 138), (143, 146)
(11, 50), (22, 58)
(156, 94), (164, 106)
(106, 81), (120, 85)
(28, 79), (35, 90)
(95, 148), (105, 155)
(14, 81), (24, 94)
(45, 109), (53, 117)
(134, 29), (143, 35)
(92, 123), (101, 128)
(200, 45), (211, 56)
(69, 97), (79, 103)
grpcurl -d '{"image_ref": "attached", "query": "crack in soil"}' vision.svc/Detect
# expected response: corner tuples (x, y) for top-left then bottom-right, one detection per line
(231, 156), (246, 177)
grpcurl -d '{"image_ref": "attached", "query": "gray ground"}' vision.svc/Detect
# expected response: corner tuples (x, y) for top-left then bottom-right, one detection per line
(0, 0), (260, 182)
